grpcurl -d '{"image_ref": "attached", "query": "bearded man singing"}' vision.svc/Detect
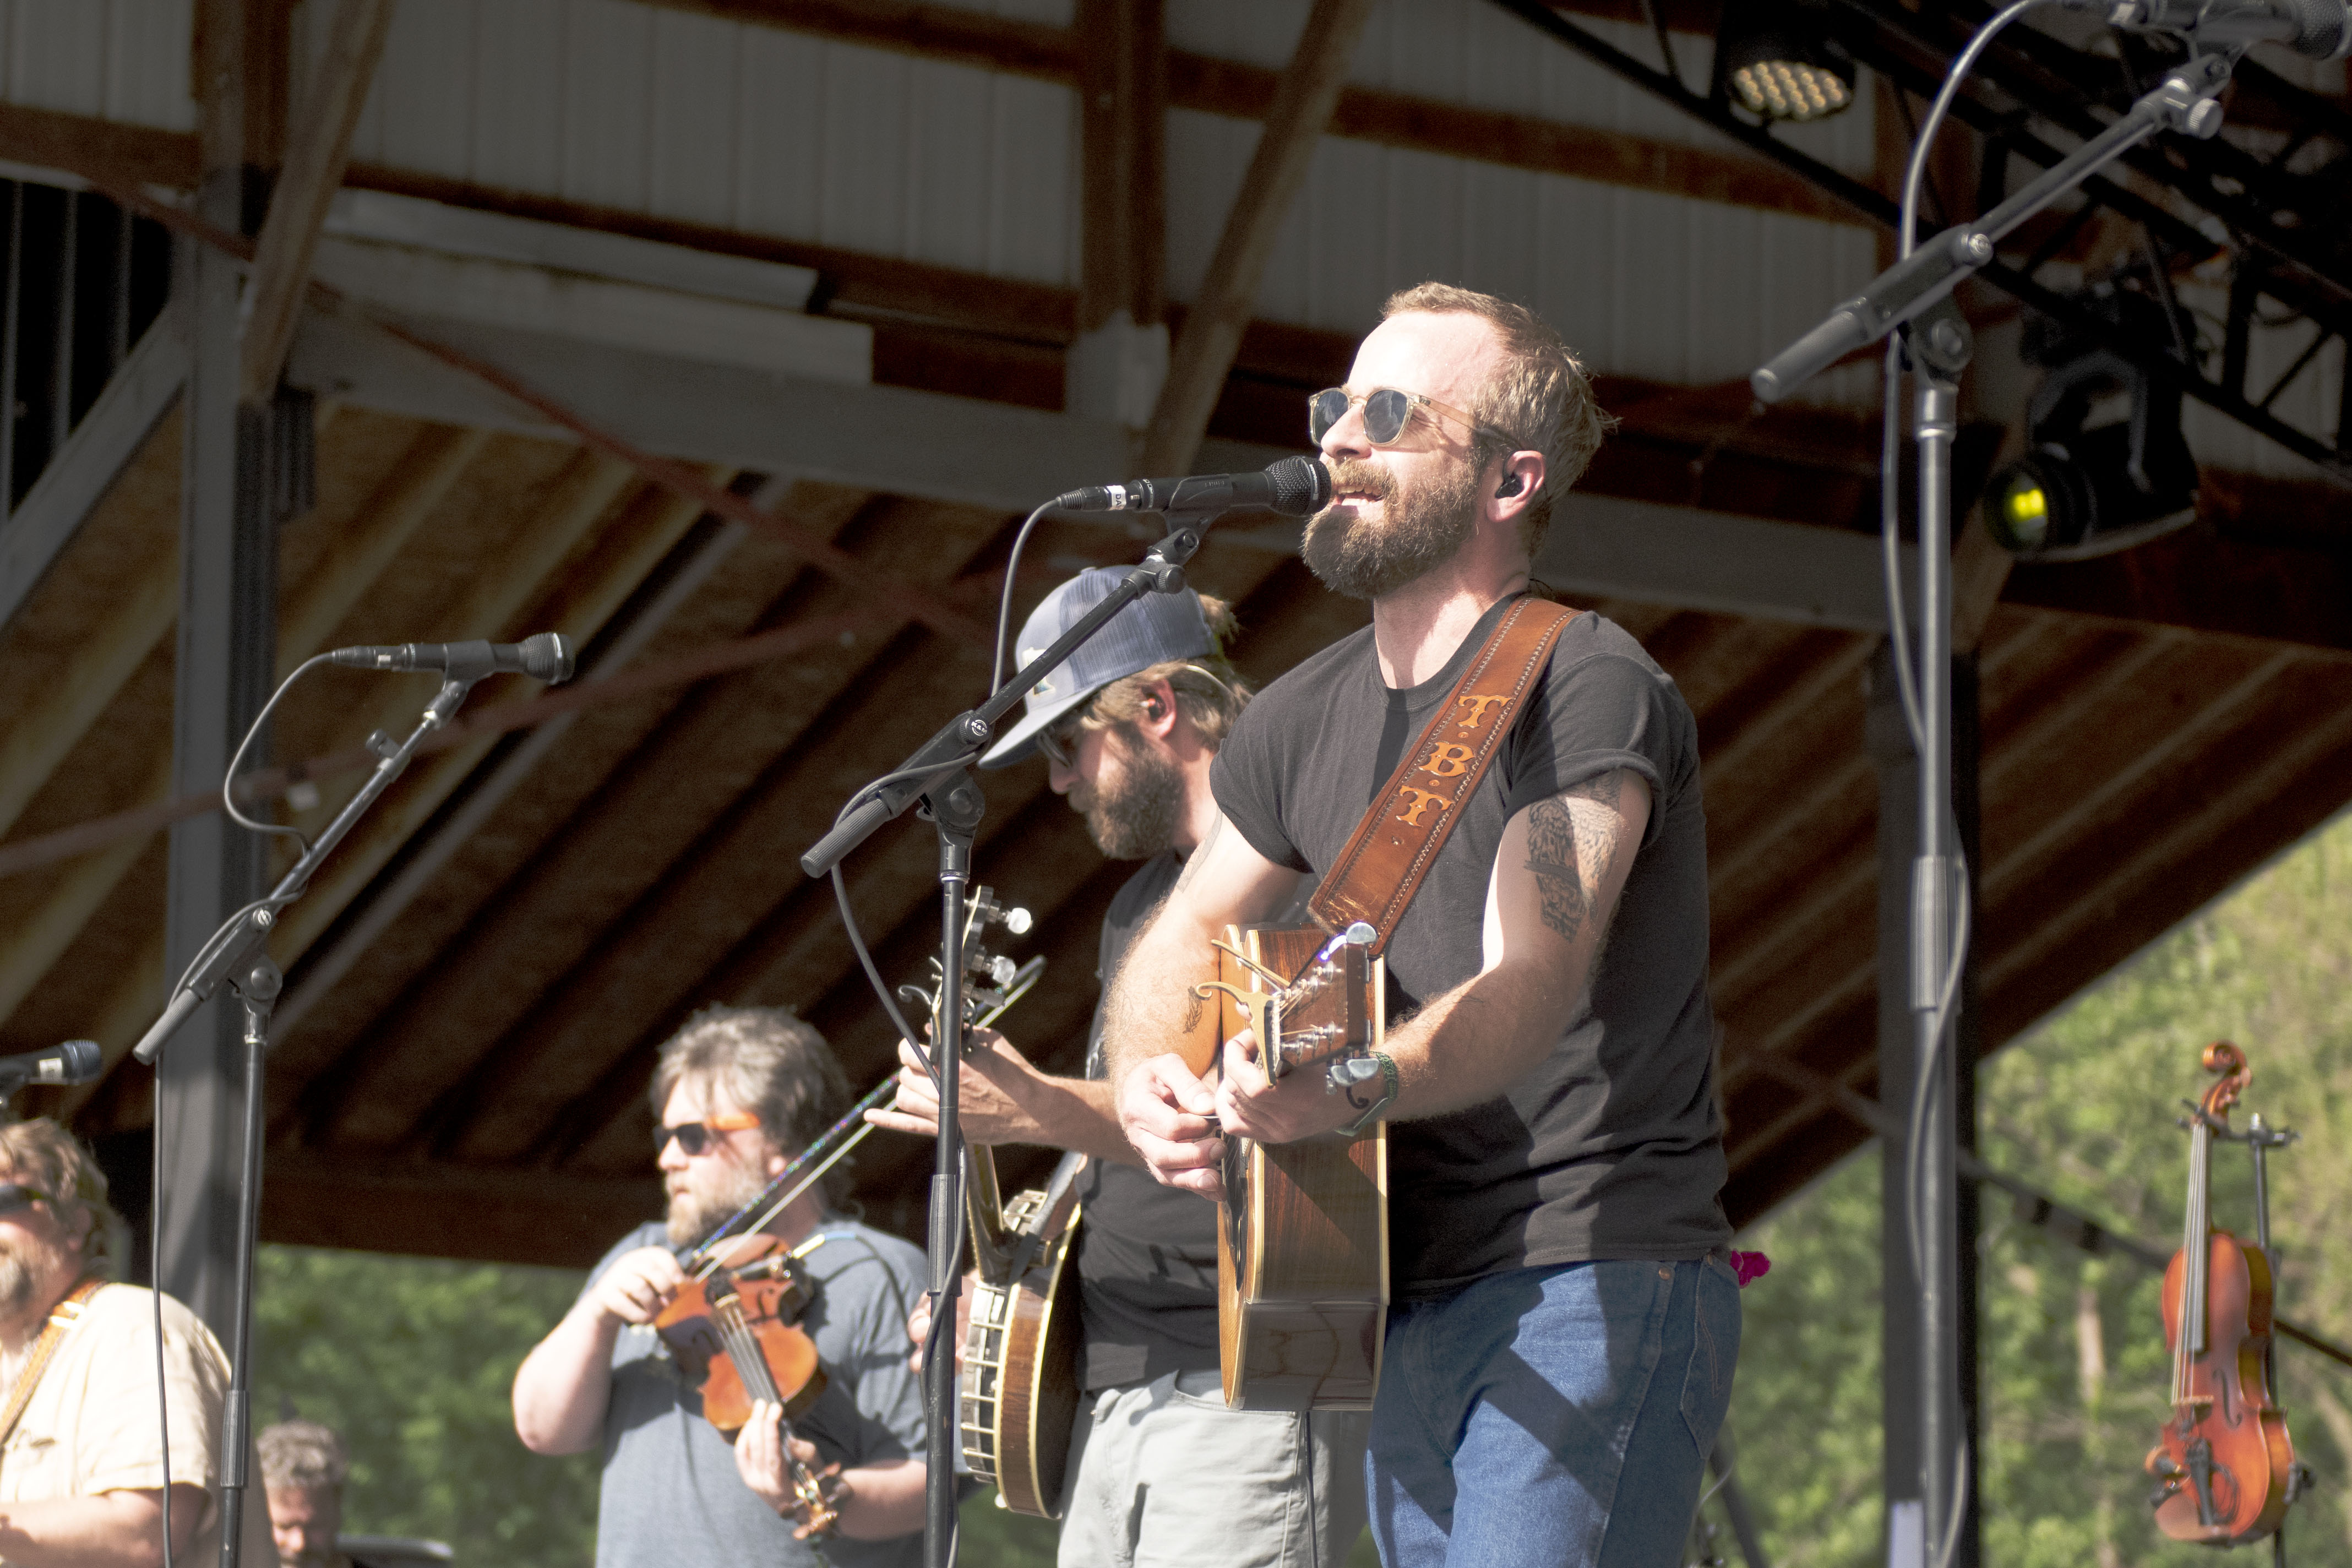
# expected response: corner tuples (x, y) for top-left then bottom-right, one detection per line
(870, 570), (1371, 1567)
(512, 1008), (929, 1568)
(1108, 283), (1740, 1568)
(0, 1117), (274, 1568)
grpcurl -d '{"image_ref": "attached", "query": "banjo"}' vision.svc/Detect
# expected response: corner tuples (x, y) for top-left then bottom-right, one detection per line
(958, 1146), (1086, 1517)
(899, 885), (1085, 1517)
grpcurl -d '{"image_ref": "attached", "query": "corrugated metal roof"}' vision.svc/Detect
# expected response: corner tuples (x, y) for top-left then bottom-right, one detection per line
(1, 0), (195, 130)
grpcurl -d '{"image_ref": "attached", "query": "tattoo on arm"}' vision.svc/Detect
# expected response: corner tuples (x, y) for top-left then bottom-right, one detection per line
(1524, 773), (1632, 945)
(1523, 799), (1588, 943)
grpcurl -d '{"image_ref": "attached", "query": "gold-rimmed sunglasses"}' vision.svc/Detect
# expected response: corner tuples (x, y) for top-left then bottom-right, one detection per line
(1308, 386), (1517, 449)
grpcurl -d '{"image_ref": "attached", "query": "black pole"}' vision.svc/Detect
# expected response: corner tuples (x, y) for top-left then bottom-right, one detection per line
(216, 956), (279, 1568)
(922, 778), (984, 1568)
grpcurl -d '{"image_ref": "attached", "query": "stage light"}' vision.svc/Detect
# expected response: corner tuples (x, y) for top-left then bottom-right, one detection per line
(1712, 2), (1856, 123)
(1980, 287), (2199, 560)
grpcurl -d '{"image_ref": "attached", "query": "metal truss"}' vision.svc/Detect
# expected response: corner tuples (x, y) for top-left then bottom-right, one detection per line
(1489, 0), (2352, 484)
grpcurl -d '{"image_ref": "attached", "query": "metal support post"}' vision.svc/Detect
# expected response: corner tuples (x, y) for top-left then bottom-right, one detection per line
(159, 162), (277, 1338)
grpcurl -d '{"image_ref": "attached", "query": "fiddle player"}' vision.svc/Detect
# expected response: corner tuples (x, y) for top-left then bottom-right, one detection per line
(1106, 284), (1740, 1566)
(870, 569), (1372, 1565)
(0, 1117), (276, 1568)
(511, 1008), (928, 1567)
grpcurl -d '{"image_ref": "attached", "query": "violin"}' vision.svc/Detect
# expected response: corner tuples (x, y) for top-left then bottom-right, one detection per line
(2143, 1042), (2296, 1545)
(656, 1231), (845, 1539)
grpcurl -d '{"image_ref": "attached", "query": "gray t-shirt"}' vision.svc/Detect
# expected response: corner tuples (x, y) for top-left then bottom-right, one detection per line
(1210, 596), (1732, 1297)
(585, 1219), (928, 1568)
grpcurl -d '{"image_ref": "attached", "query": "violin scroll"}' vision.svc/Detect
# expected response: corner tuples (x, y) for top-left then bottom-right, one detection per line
(2199, 1041), (2250, 1124)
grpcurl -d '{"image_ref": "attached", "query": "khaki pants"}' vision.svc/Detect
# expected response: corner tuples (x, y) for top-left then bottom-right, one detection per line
(1055, 1369), (1371, 1568)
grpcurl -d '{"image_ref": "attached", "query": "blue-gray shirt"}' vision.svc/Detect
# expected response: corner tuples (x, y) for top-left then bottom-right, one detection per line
(585, 1219), (928, 1568)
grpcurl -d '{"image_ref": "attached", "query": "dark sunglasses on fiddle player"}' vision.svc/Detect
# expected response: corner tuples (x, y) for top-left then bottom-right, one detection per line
(655, 1112), (759, 1156)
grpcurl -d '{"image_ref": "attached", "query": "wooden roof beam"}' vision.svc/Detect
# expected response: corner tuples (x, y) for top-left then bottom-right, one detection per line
(0, 307), (188, 633)
(239, 0), (398, 405)
(1141, 0), (1373, 476)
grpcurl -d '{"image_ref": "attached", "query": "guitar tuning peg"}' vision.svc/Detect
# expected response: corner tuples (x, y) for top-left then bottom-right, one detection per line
(1002, 906), (1033, 935)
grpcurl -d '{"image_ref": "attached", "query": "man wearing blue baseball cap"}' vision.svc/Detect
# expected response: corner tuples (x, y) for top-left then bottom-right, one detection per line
(870, 567), (1371, 1567)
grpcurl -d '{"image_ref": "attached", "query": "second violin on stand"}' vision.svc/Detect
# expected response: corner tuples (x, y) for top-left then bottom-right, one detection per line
(2144, 1042), (2310, 1549)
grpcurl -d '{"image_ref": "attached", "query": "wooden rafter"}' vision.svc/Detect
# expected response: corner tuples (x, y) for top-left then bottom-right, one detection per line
(239, 0), (399, 405)
(1141, 0), (1374, 476)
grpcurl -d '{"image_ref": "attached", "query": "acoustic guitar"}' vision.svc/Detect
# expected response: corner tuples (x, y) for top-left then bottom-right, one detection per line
(959, 1147), (1085, 1516)
(1199, 921), (1387, 1411)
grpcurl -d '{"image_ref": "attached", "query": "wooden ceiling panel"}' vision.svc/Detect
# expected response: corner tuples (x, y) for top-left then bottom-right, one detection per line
(388, 501), (1037, 1163)
(256, 509), (843, 1102)
(274, 494), (1008, 1152)
(0, 833), (169, 1064)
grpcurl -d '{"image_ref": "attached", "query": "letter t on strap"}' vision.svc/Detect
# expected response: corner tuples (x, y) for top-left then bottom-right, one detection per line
(1307, 598), (1578, 951)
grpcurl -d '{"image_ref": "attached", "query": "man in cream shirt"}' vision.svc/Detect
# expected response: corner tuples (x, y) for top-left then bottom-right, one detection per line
(0, 1117), (274, 1568)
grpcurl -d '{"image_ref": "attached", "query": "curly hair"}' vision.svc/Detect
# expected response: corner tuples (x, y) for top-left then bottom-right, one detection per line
(0, 1118), (126, 1280)
(258, 1420), (350, 1491)
(652, 1008), (856, 1208)
(1379, 281), (1615, 556)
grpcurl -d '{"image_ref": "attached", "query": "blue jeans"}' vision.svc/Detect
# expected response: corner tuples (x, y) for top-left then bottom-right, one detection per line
(1367, 1256), (1742, 1567)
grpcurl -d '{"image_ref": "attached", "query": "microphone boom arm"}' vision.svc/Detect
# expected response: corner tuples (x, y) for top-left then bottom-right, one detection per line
(1752, 52), (2234, 402)
(132, 677), (475, 1067)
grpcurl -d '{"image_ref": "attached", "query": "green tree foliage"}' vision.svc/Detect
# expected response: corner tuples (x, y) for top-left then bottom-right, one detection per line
(1717, 811), (2352, 1567)
(253, 1247), (599, 1568)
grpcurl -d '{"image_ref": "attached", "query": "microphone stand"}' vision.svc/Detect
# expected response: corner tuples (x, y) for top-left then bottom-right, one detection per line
(801, 504), (1228, 1568)
(1752, 50), (2238, 1568)
(129, 672), (487, 1568)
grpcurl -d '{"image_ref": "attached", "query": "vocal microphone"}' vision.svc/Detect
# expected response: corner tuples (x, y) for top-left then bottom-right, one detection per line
(0, 1040), (103, 1092)
(1052, 455), (1334, 518)
(2099, 0), (2351, 57)
(330, 632), (576, 684)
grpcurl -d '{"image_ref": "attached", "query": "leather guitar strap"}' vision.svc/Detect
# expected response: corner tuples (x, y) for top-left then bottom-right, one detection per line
(0, 1277), (102, 1465)
(1308, 597), (1578, 952)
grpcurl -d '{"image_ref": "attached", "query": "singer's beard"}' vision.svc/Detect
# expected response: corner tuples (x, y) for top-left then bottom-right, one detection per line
(1068, 727), (1185, 861)
(665, 1148), (773, 1248)
(1302, 458), (1484, 600)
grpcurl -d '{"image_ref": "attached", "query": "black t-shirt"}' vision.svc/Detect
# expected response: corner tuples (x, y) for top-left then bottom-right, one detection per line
(1070, 850), (1222, 1391)
(1210, 596), (1732, 1297)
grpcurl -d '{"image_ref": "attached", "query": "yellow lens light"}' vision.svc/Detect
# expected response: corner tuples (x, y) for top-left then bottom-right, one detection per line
(1994, 477), (2051, 550)
(1731, 60), (1853, 123)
